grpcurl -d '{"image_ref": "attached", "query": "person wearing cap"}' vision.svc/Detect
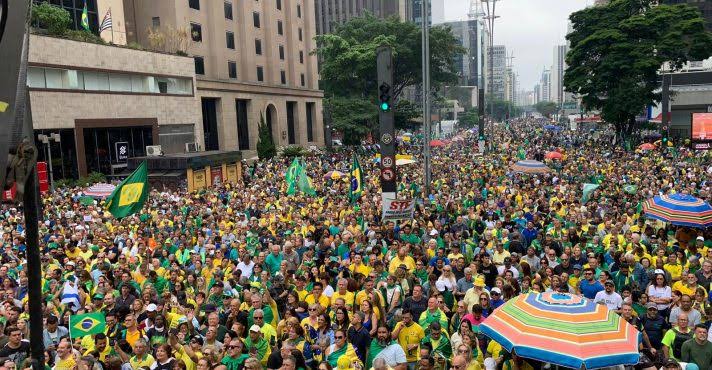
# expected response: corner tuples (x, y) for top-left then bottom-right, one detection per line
(593, 280), (623, 311)
(389, 247), (416, 275)
(641, 302), (669, 352)
(489, 287), (505, 309)
(245, 324), (271, 366)
(463, 277), (487, 313)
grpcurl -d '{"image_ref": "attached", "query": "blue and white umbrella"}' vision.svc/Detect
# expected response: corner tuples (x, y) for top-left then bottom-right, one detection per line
(643, 193), (712, 228)
(511, 160), (550, 174)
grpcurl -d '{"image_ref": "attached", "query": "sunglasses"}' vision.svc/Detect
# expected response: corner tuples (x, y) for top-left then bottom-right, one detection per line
(308, 308), (317, 312)
(254, 316), (263, 319)
(334, 336), (344, 339)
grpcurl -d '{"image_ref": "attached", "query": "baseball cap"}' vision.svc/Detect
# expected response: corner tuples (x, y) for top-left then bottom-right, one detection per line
(605, 280), (615, 286)
(664, 358), (679, 367)
(491, 287), (502, 295)
(697, 236), (705, 241)
(573, 264), (582, 270)
(645, 303), (658, 310)
(190, 335), (204, 345)
(249, 325), (261, 333)
(474, 277), (485, 287)
(146, 303), (158, 312)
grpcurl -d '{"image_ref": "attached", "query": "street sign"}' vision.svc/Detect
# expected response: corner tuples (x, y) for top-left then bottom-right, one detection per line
(381, 133), (393, 145)
(382, 156), (394, 168)
(478, 140), (485, 154)
(382, 168), (395, 181)
(382, 198), (416, 221)
(115, 142), (129, 162)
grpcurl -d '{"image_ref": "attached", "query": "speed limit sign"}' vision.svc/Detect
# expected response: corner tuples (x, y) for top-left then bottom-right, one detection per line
(382, 156), (394, 168)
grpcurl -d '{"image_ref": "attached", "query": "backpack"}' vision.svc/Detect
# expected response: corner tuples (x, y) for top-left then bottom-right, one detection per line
(672, 328), (692, 359)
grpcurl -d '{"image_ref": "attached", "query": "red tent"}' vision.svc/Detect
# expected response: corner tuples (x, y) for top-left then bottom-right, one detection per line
(545, 151), (563, 160)
(429, 140), (446, 147)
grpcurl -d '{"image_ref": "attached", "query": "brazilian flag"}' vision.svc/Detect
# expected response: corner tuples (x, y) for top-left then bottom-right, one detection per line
(69, 312), (106, 338)
(349, 154), (363, 203)
(81, 0), (90, 31)
(285, 158), (301, 195)
(106, 161), (148, 218)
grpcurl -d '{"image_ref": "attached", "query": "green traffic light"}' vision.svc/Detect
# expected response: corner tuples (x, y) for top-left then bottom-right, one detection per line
(380, 102), (390, 111)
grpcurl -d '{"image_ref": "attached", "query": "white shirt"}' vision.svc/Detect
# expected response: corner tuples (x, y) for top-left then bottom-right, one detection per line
(236, 259), (255, 278)
(594, 290), (623, 311)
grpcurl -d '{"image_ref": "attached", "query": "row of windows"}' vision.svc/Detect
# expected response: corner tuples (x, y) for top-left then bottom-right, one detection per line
(193, 57), (306, 86)
(190, 22), (303, 43)
(190, 0), (301, 20)
(27, 67), (193, 95)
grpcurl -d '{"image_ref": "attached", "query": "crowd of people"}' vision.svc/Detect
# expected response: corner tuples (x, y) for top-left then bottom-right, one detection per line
(0, 118), (710, 370)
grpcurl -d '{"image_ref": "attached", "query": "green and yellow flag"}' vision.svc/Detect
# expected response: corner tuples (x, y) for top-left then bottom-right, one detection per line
(69, 312), (106, 338)
(285, 158), (301, 195)
(349, 154), (363, 203)
(81, 1), (90, 31)
(106, 161), (148, 218)
(581, 183), (600, 204)
(296, 163), (317, 196)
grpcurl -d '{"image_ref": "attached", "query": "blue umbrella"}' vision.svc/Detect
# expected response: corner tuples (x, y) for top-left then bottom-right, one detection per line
(511, 160), (550, 174)
(544, 125), (562, 131)
(643, 193), (712, 228)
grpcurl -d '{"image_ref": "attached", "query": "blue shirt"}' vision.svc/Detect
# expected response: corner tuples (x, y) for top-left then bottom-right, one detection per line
(579, 280), (604, 300)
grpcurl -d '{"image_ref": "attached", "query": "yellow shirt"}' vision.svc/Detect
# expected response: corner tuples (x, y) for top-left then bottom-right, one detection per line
(349, 263), (372, 277)
(305, 294), (331, 310)
(389, 256), (416, 274)
(331, 290), (355, 307)
(394, 321), (425, 363)
(129, 354), (156, 370)
(53, 356), (77, 370)
(664, 263), (683, 281)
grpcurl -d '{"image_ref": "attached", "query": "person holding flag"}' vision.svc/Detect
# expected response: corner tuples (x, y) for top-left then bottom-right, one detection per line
(105, 161), (148, 218)
(349, 153), (363, 203)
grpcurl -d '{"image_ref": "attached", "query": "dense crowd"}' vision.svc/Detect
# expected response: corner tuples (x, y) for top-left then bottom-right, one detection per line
(0, 118), (711, 370)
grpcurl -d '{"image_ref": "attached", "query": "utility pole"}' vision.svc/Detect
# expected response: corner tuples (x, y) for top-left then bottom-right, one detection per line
(421, 0), (432, 197)
(377, 46), (397, 200)
(483, 0), (500, 145)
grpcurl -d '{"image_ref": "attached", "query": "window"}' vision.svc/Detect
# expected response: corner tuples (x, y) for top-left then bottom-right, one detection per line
(194, 56), (205, 75)
(281, 70), (286, 85)
(253, 12), (260, 28)
(276, 0), (282, 10)
(257, 66), (264, 82)
(277, 20), (283, 35)
(109, 74), (132, 92)
(226, 31), (235, 49)
(300, 73), (305, 86)
(190, 23), (202, 42)
(279, 45), (285, 60)
(298, 28), (303, 41)
(152, 17), (161, 27)
(297, 4), (301, 18)
(228, 61), (237, 79)
(255, 39), (262, 55)
(299, 51), (304, 64)
(189, 0), (200, 10)
(224, 2), (233, 19)
(27, 67), (192, 95)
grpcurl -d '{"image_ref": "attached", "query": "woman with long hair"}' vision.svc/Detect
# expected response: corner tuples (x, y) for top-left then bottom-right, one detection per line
(647, 272), (672, 318)
(478, 292), (492, 318)
(359, 299), (379, 337)
(285, 324), (313, 369)
(331, 307), (350, 333)
(436, 266), (457, 311)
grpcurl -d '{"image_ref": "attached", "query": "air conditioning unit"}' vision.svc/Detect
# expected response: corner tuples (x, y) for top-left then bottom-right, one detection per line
(185, 142), (200, 153)
(146, 145), (163, 157)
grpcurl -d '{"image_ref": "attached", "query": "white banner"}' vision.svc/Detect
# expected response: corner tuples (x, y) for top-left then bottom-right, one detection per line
(382, 198), (416, 221)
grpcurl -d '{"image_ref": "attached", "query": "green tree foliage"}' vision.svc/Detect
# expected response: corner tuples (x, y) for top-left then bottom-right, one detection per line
(486, 98), (521, 121)
(32, 2), (72, 35)
(327, 96), (377, 145)
(443, 86), (475, 109)
(534, 101), (558, 117)
(459, 108), (479, 128)
(256, 114), (276, 160)
(394, 100), (421, 130)
(565, 0), (712, 140)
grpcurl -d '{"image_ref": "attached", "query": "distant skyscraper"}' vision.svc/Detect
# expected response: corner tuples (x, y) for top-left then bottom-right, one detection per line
(594, 0), (609, 6)
(440, 20), (481, 86)
(430, 0), (445, 24)
(551, 44), (569, 106)
(541, 69), (552, 102)
(488, 45), (507, 100)
(314, 0), (412, 35)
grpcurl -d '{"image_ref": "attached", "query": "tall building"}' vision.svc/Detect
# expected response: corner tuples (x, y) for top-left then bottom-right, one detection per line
(314, 0), (412, 34)
(540, 69), (552, 102)
(487, 45), (507, 100)
(440, 20), (481, 86)
(505, 68), (517, 105)
(124, 0), (324, 151)
(551, 44), (568, 106)
(533, 84), (541, 104)
(430, 0), (445, 24)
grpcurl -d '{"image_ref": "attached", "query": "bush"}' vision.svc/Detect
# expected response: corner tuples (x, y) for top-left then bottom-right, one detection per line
(65, 30), (106, 45)
(127, 41), (143, 50)
(32, 3), (72, 36)
(54, 179), (74, 189)
(256, 114), (276, 160)
(280, 146), (307, 158)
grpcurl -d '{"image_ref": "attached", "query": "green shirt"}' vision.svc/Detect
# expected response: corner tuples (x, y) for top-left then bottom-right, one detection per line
(220, 354), (248, 370)
(265, 253), (283, 274)
(681, 338), (712, 368)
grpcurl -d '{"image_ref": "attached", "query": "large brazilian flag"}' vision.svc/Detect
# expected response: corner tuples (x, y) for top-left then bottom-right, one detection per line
(106, 161), (148, 218)
(69, 312), (106, 338)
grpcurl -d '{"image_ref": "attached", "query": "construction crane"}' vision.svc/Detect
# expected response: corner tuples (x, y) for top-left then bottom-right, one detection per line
(468, 0), (486, 20)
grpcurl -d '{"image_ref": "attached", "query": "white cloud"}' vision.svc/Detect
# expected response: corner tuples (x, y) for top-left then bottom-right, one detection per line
(441, 0), (592, 90)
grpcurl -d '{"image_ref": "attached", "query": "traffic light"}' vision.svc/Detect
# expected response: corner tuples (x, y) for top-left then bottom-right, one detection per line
(662, 125), (669, 145)
(379, 83), (391, 112)
(479, 134), (485, 141)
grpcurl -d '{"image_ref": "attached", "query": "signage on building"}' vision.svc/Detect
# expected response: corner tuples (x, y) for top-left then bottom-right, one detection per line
(37, 162), (49, 194)
(115, 142), (129, 162)
(691, 113), (712, 150)
(382, 198), (416, 221)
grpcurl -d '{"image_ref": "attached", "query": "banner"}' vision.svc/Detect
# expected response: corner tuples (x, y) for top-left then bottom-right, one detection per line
(382, 198), (415, 221)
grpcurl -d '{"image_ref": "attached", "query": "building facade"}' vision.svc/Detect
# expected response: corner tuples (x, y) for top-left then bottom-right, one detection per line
(314, 0), (412, 34)
(124, 0), (324, 152)
(487, 45), (507, 101)
(551, 44), (568, 106)
(540, 69), (551, 103)
(440, 20), (480, 86)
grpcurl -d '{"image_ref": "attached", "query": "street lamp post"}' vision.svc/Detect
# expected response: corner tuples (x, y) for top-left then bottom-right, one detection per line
(422, 0), (432, 198)
(483, 0), (500, 146)
(37, 133), (60, 191)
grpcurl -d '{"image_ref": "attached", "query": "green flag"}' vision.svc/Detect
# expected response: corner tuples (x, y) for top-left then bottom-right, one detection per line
(285, 158), (301, 195)
(81, 1), (90, 31)
(623, 184), (638, 195)
(581, 183), (600, 204)
(349, 154), (363, 203)
(69, 312), (106, 338)
(105, 161), (148, 218)
(296, 162), (316, 196)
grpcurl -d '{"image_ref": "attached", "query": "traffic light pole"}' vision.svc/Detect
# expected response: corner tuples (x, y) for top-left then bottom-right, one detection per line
(421, 0), (432, 198)
(377, 46), (397, 198)
(661, 73), (670, 148)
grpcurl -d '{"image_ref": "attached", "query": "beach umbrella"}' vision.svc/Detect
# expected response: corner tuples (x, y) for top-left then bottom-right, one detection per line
(79, 196), (95, 206)
(396, 159), (417, 166)
(480, 292), (641, 370)
(511, 160), (550, 174)
(429, 139), (446, 147)
(543, 125), (562, 131)
(83, 183), (115, 198)
(643, 193), (712, 228)
(638, 143), (656, 150)
(544, 151), (563, 160)
(323, 171), (346, 180)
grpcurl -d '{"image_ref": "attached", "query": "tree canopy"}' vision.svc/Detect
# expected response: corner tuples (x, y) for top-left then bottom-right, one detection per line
(316, 14), (464, 141)
(564, 0), (712, 140)
(534, 101), (558, 117)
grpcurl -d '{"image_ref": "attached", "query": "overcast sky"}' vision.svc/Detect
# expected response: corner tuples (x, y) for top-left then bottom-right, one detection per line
(441, 0), (592, 90)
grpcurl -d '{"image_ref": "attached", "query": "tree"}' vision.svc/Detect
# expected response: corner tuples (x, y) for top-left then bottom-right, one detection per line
(32, 2), (72, 36)
(256, 114), (276, 160)
(565, 0), (712, 142)
(394, 100), (421, 130)
(326, 96), (377, 145)
(485, 98), (521, 121)
(459, 108), (479, 128)
(534, 101), (558, 117)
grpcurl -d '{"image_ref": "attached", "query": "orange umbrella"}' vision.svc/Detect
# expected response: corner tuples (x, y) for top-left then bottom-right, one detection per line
(639, 143), (656, 150)
(545, 151), (563, 160)
(429, 140), (446, 147)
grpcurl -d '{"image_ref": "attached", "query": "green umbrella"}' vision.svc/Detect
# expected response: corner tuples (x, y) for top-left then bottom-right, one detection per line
(79, 196), (95, 206)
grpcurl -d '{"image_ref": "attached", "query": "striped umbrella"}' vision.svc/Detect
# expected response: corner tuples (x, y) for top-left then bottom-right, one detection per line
(643, 193), (712, 228)
(480, 292), (641, 370)
(323, 171), (346, 180)
(83, 183), (115, 198)
(511, 160), (550, 174)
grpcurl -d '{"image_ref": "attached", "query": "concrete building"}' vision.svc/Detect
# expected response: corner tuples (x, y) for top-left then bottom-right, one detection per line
(533, 84), (541, 105)
(28, 34), (201, 178)
(505, 68), (518, 105)
(315, 0), (412, 34)
(540, 69), (552, 103)
(487, 45), (507, 101)
(551, 44), (568, 106)
(440, 20), (480, 86)
(124, 0), (324, 151)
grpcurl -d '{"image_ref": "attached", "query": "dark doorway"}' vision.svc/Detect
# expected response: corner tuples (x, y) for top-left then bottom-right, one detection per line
(201, 98), (220, 151)
(266, 104), (277, 143)
(236, 99), (250, 150)
(286, 101), (297, 145)
(306, 102), (315, 142)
